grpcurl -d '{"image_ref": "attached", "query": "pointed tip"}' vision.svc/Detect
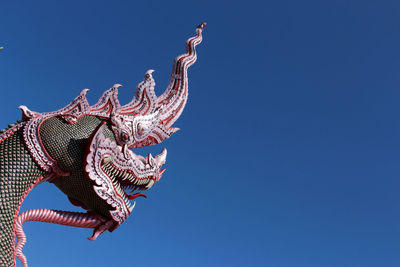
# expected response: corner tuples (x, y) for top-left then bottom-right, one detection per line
(146, 69), (155, 74)
(197, 22), (207, 29)
(81, 89), (90, 97)
(145, 69), (155, 78)
(113, 84), (123, 89)
(169, 127), (180, 134)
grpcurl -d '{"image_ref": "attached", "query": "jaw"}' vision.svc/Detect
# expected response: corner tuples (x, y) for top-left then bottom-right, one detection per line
(100, 147), (166, 199)
(84, 123), (166, 225)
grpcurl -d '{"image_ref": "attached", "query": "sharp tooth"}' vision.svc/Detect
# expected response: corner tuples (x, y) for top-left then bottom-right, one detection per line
(145, 179), (155, 190)
(103, 165), (110, 171)
(115, 182), (124, 196)
(129, 201), (136, 212)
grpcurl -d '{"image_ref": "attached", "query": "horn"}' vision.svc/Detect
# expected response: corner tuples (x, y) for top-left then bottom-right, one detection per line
(157, 22), (206, 128)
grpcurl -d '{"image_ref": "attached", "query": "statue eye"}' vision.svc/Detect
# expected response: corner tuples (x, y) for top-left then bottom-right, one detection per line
(121, 131), (130, 142)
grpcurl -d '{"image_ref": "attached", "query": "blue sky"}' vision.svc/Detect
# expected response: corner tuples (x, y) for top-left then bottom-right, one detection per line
(1, 1), (400, 266)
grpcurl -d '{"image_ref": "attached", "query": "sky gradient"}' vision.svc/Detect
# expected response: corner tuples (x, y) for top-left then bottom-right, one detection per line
(1, 1), (400, 266)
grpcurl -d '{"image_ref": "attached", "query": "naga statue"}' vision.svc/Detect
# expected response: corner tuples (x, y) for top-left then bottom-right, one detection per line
(0, 23), (205, 267)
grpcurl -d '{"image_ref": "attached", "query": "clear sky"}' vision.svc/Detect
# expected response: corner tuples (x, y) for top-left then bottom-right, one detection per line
(1, 1), (400, 266)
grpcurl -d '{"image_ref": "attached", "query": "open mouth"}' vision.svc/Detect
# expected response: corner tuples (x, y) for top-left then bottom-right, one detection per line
(84, 123), (166, 224)
(101, 148), (166, 201)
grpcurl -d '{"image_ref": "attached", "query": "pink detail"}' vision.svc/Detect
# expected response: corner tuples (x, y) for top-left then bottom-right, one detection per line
(15, 209), (113, 267)
(84, 123), (131, 223)
(10, 24), (204, 266)
(12, 175), (50, 267)
(127, 192), (147, 200)
(120, 70), (157, 116)
(84, 124), (166, 222)
(21, 89), (91, 176)
(0, 122), (26, 144)
(157, 22), (205, 128)
(21, 24), (205, 165)
(90, 84), (122, 116)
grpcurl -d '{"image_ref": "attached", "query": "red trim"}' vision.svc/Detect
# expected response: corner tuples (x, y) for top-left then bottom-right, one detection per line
(0, 123), (25, 145)
(36, 116), (68, 176)
(120, 89), (152, 116)
(82, 122), (131, 216)
(12, 174), (51, 267)
(90, 100), (113, 114)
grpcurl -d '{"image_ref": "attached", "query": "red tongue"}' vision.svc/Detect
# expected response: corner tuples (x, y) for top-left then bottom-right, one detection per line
(126, 193), (147, 200)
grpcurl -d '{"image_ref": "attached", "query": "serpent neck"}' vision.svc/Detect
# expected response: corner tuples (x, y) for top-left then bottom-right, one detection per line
(0, 128), (45, 267)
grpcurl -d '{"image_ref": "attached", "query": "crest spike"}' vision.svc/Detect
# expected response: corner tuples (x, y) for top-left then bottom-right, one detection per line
(157, 23), (205, 128)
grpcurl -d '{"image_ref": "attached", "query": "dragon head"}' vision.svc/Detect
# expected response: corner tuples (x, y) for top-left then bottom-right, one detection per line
(19, 23), (206, 233)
